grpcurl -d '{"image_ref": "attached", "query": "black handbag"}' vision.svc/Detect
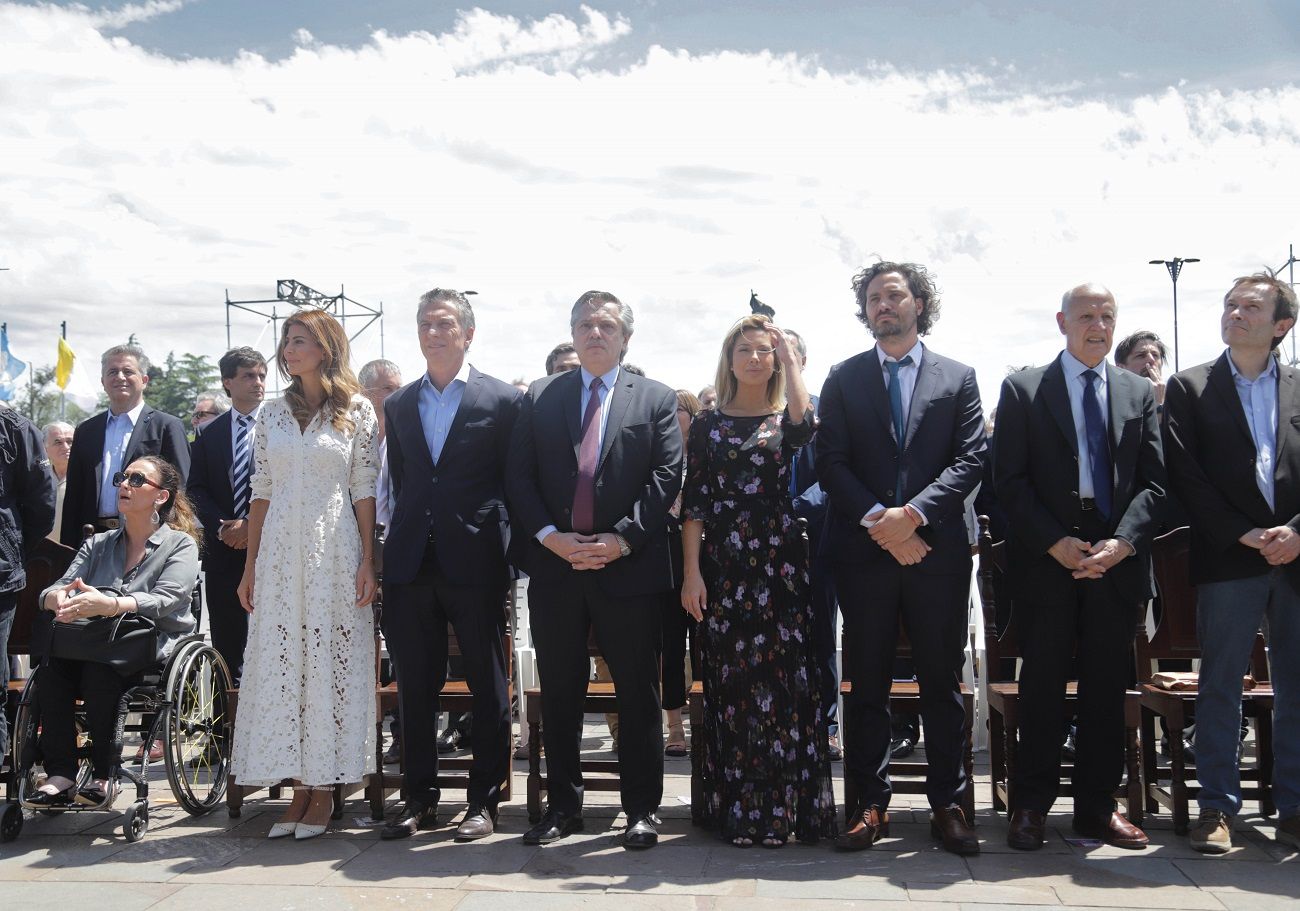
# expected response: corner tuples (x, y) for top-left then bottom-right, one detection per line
(29, 587), (159, 676)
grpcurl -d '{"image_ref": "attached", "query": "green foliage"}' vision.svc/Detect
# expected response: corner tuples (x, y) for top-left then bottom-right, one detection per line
(145, 352), (218, 424)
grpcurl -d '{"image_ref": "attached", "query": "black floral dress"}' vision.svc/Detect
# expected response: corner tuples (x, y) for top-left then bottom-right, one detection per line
(682, 407), (837, 843)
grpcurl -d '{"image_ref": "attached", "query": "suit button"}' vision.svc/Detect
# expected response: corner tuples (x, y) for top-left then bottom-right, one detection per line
(563, 507), (571, 515)
(431, 477), (439, 484)
(1070, 491), (1078, 498)
(425, 508), (432, 516)
(886, 489), (894, 498)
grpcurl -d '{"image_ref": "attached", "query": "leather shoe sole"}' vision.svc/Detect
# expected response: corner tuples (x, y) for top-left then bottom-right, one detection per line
(1072, 814), (1148, 850)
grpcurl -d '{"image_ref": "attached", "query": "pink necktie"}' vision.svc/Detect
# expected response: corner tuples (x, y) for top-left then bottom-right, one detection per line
(571, 376), (604, 534)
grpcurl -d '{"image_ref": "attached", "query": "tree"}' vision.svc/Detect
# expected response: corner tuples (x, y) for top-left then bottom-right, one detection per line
(145, 352), (218, 423)
(12, 365), (91, 429)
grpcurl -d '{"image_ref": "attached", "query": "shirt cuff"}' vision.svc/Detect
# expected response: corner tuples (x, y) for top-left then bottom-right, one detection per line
(1115, 536), (1137, 558)
(860, 503), (887, 528)
(905, 503), (928, 526)
(536, 524), (559, 544)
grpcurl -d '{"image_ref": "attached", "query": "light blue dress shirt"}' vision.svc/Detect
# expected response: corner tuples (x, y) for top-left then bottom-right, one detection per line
(1227, 350), (1278, 511)
(535, 364), (621, 543)
(99, 401), (144, 516)
(1060, 350), (1110, 500)
(418, 361), (471, 465)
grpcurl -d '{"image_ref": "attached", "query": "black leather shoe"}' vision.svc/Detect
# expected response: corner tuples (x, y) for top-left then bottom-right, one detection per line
(436, 728), (465, 754)
(623, 813), (660, 849)
(889, 737), (915, 760)
(381, 799), (438, 840)
(455, 804), (498, 841)
(25, 786), (73, 808)
(383, 740), (402, 765)
(522, 808), (584, 845)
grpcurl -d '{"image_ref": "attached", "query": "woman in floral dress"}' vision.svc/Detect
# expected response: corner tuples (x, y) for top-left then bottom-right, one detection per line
(681, 314), (837, 848)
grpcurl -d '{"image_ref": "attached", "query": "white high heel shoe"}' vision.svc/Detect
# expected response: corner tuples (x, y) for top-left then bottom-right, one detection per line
(295, 786), (333, 840)
(268, 785), (311, 839)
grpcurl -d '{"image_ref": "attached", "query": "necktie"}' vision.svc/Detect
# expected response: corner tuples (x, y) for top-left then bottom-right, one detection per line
(1082, 370), (1112, 519)
(887, 355), (913, 506)
(232, 414), (253, 520)
(571, 377), (604, 534)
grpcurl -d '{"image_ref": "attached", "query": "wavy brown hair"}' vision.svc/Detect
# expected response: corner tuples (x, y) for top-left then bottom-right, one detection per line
(277, 308), (361, 432)
(134, 456), (203, 552)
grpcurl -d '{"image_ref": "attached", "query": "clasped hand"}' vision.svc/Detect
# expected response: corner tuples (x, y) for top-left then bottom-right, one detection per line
(545, 531), (624, 570)
(866, 508), (930, 566)
(1240, 526), (1300, 565)
(1049, 536), (1130, 579)
(50, 578), (113, 622)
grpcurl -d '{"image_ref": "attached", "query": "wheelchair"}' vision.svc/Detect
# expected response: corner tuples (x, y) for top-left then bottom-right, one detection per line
(1, 580), (234, 843)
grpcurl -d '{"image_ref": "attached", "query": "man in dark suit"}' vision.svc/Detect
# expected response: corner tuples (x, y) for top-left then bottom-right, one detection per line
(994, 283), (1163, 851)
(1163, 271), (1300, 854)
(507, 290), (683, 849)
(378, 289), (521, 842)
(61, 344), (190, 546)
(186, 347), (267, 684)
(817, 261), (986, 855)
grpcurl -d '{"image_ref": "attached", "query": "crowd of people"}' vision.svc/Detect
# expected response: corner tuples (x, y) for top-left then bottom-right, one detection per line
(1, 262), (1297, 859)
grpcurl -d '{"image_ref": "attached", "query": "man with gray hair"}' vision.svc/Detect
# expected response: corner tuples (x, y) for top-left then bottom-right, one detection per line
(43, 421), (74, 542)
(508, 290), (683, 849)
(61, 344), (189, 546)
(191, 390), (230, 434)
(359, 358), (403, 528)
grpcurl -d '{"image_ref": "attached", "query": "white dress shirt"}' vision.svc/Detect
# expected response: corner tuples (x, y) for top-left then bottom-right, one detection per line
(1060, 350), (1109, 499)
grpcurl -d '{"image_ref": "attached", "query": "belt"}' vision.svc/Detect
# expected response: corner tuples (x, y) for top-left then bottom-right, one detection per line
(95, 516), (121, 530)
(1079, 498), (1097, 512)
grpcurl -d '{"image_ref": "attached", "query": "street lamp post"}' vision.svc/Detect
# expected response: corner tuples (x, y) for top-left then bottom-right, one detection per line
(1149, 257), (1200, 372)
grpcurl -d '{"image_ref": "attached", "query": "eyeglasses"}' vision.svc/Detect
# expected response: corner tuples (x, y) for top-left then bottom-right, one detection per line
(112, 471), (165, 491)
(192, 410), (218, 420)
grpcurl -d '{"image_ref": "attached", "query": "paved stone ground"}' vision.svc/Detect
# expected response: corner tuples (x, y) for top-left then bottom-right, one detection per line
(3, 723), (1297, 911)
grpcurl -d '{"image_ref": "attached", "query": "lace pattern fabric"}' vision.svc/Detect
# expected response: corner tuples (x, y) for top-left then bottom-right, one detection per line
(232, 395), (378, 786)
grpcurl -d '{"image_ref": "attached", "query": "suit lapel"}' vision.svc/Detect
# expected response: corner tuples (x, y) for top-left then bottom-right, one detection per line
(1104, 364), (1129, 454)
(210, 411), (234, 488)
(1276, 363), (1298, 466)
(403, 380), (437, 475)
(597, 370), (634, 473)
(1042, 357), (1078, 456)
(85, 411), (109, 495)
(903, 351), (940, 450)
(436, 368), (482, 466)
(566, 370), (584, 466)
(1207, 353), (1255, 446)
(124, 406), (154, 462)
(862, 349), (898, 448)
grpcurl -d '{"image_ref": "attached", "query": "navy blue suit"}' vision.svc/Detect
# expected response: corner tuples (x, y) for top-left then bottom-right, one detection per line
(381, 367), (520, 809)
(816, 345), (986, 812)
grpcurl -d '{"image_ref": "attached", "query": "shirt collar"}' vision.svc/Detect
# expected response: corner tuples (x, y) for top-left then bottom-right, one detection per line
(875, 340), (924, 369)
(579, 364), (621, 392)
(421, 360), (472, 395)
(233, 402), (262, 423)
(1061, 350), (1108, 384)
(1227, 349), (1279, 385)
(109, 400), (146, 427)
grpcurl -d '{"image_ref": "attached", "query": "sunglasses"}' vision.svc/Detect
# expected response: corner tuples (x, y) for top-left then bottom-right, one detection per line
(112, 470), (165, 492)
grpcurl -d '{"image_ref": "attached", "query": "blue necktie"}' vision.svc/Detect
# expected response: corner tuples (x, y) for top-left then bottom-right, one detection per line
(1082, 370), (1112, 519)
(232, 414), (253, 519)
(887, 355), (913, 505)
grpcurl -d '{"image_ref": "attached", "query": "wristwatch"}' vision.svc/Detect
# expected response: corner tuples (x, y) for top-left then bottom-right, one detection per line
(614, 534), (632, 558)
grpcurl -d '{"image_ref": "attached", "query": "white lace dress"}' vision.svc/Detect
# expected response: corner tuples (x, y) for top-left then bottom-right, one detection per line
(231, 395), (378, 786)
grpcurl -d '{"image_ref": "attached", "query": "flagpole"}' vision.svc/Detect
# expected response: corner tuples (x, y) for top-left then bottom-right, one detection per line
(60, 321), (67, 420)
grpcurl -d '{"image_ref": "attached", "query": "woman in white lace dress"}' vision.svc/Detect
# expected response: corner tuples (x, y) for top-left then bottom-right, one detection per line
(233, 308), (378, 840)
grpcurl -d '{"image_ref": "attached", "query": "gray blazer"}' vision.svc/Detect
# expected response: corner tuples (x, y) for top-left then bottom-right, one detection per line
(40, 525), (199, 662)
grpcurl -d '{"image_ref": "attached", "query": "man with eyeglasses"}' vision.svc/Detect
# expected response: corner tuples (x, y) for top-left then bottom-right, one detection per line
(61, 344), (189, 547)
(187, 347), (267, 684)
(190, 390), (230, 435)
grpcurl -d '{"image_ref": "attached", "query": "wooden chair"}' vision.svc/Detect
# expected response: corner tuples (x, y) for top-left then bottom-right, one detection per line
(368, 526), (515, 821)
(524, 629), (618, 823)
(1137, 526), (1273, 834)
(976, 516), (1144, 823)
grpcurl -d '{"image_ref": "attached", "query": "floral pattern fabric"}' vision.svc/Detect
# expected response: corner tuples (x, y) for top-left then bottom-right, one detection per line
(231, 395), (378, 787)
(682, 407), (837, 843)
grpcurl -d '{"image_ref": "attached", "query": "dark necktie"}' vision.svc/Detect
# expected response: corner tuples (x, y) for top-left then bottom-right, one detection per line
(571, 376), (604, 534)
(232, 413), (253, 519)
(887, 355), (913, 506)
(1083, 370), (1112, 519)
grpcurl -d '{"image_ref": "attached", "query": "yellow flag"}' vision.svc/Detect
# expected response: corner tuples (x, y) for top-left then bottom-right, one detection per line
(56, 337), (75, 389)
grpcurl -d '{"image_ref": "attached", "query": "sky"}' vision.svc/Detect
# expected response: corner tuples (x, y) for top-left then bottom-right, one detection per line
(2, 0), (1299, 407)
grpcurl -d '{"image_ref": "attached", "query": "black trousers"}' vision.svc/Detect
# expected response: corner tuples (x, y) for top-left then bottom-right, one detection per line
(1012, 515), (1139, 819)
(530, 572), (664, 817)
(205, 553), (249, 687)
(383, 542), (510, 808)
(836, 560), (970, 812)
(808, 540), (840, 734)
(659, 589), (694, 711)
(38, 658), (132, 780)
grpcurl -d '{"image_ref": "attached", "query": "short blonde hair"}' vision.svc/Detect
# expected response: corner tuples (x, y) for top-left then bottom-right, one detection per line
(713, 315), (785, 412)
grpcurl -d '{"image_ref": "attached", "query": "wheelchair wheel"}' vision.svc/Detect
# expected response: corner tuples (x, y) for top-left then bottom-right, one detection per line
(1, 803), (22, 842)
(123, 800), (148, 842)
(162, 642), (233, 816)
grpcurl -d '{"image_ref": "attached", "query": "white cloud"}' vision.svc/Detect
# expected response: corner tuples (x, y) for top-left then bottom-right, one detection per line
(1, 2), (1298, 412)
(83, 0), (188, 30)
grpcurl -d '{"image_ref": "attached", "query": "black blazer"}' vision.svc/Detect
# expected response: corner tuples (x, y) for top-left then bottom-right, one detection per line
(506, 367), (683, 597)
(61, 405), (190, 547)
(382, 368), (521, 588)
(815, 345), (987, 574)
(186, 409), (249, 570)
(1163, 351), (1300, 586)
(993, 354), (1165, 601)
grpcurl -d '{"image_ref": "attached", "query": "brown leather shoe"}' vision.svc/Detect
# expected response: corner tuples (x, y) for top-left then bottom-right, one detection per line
(454, 804), (497, 841)
(931, 805), (980, 856)
(1007, 808), (1046, 851)
(1072, 812), (1149, 850)
(835, 805), (889, 851)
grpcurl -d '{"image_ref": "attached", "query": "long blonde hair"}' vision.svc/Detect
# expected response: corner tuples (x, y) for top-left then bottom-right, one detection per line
(277, 308), (361, 433)
(713, 315), (786, 412)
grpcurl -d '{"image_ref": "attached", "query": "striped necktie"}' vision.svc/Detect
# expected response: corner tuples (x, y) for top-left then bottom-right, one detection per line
(232, 413), (253, 519)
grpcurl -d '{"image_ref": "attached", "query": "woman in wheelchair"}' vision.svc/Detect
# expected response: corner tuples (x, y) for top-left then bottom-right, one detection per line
(30, 456), (200, 808)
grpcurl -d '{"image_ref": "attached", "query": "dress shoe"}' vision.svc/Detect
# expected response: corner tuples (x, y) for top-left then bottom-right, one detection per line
(24, 786), (73, 808)
(1190, 809), (1232, 854)
(74, 780), (119, 808)
(383, 740), (402, 765)
(135, 740), (164, 763)
(835, 805), (889, 851)
(931, 805), (980, 856)
(522, 808), (584, 845)
(436, 728), (466, 754)
(889, 736), (915, 759)
(381, 799), (439, 840)
(1061, 729), (1078, 762)
(1007, 808), (1046, 851)
(623, 813), (659, 849)
(455, 804), (498, 841)
(1072, 812), (1149, 850)
(1276, 814), (1300, 850)
(826, 733), (843, 761)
